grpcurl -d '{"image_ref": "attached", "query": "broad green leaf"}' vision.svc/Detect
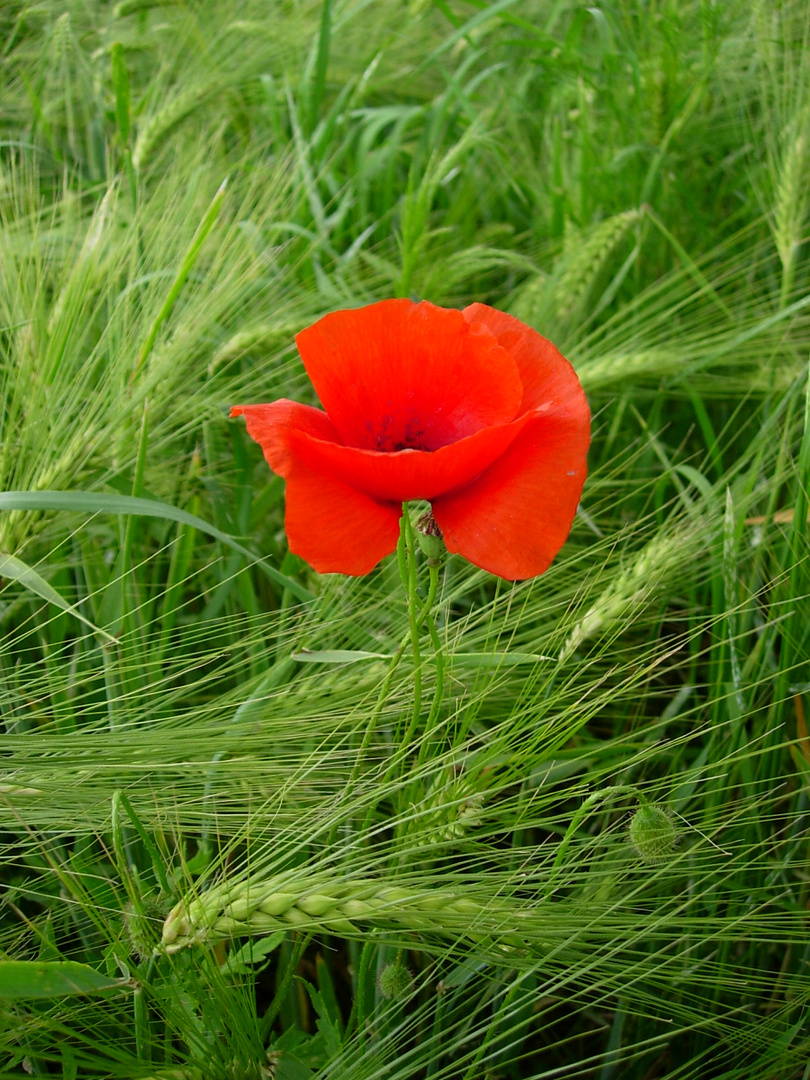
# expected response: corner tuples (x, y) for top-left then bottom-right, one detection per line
(219, 932), (285, 976)
(292, 649), (390, 664)
(674, 464), (714, 499)
(0, 961), (128, 1000)
(0, 491), (313, 603)
(453, 652), (552, 666)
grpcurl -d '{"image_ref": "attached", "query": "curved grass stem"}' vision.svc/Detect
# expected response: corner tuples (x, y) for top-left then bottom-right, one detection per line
(545, 784), (640, 896)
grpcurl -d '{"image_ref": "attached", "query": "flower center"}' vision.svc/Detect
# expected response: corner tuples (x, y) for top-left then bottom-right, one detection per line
(367, 414), (433, 453)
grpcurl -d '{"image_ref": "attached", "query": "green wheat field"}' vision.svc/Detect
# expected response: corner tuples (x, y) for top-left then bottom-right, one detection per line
(1, 0), (810, 1076)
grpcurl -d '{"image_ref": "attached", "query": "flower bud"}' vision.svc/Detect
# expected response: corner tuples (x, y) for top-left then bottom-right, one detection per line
(378, 962), (413, 1000)
(415, 510), (445, 566)
(124, 896), (166, 960)
(628, 804), (678, 864)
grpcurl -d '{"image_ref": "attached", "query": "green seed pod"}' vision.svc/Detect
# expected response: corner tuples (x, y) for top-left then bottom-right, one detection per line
(378, 962), (413, 1000)
(628, 804), (678, 864)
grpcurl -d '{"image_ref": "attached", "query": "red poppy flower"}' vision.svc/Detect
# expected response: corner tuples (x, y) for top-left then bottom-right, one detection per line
(231, 299), (590, 580)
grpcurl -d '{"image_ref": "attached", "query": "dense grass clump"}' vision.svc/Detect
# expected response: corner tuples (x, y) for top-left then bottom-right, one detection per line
(1, 1), (809, 1077)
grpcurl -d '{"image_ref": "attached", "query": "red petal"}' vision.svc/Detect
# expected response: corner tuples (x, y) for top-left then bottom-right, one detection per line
(463, 304), (583, 415)
(232, 401), (534, 503)
(284, 414), (534, 503)
(295, 300), (523, 451)
(431, 404), (590, 580)
(230, 401), (338, 476)
(231, 402), (401, 574)
(283, 463), (401, 575)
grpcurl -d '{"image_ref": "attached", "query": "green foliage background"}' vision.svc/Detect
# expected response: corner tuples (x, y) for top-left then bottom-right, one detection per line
(0, 0), (809, 1076)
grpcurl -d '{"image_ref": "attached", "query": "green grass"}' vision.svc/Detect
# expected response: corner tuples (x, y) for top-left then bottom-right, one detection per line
(1, 0), (809, 1077)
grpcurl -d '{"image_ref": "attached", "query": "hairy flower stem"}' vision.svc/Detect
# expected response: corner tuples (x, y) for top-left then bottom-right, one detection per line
(399, 509), (423, 735)
(399, 580), (446, 816)
(346, 527), (439, 804)
(419, 590), (444, 756)
(387, 565), (445, 807)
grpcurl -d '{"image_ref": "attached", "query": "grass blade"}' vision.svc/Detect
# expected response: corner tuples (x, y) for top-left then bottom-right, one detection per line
(0, 962), (128, 1000)
(0, 491), (313, 602)
(0, 551), (117, 644)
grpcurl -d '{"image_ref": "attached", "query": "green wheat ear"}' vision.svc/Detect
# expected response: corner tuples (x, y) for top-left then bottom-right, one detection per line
(553, 209), (642, 322)
(208, 323), (302, 375)
(772, 104), (810, 304)
(161, 871), (526, 953)
(510, 208), (641, 333)
(40, 12), (97, 166)
(559, 527), (691, 662)
(133, 83), (220, 173)
(403, 767), (487, 853)
(628, 804), (679, 864)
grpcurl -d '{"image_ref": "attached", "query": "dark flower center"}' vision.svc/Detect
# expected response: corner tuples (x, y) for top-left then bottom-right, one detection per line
(366, 414), (433, 452)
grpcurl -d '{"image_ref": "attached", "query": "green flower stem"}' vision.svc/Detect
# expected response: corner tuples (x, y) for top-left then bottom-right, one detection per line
(425, 982), (447, 1080)
(347, 510), (439, 801)
(461, 975), (527, 1080)
(380, 577), (445, 823)
(397, 556), (441, 760)
(399, 509), (423, 732)
(418, 577), (444, 763)
(133, 966), (153, 1065)
(401, 585), (446, 816)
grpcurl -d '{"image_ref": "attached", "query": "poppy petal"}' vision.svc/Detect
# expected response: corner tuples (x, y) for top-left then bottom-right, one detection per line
(283, 463), (402, 575)
(230, 401), (338, 477)
(295, 299), (523, 451)
(431, 404), (590, 580)
(283, 412), (534, 503)
(463, 303), (583, 415)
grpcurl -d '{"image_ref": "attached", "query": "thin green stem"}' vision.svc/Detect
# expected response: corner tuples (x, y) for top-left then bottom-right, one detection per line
(401, 509), (423, 732)
(346, 511), (436, 801)
(399, 548), (441, 756)
(356, 529), (445, 834)
(133, 985), (152, 1065)
(461, 976), (527, 1080)
(424, 612), (444, 727)
(396, 511), (409, 592)
(416, 567), (444, 771)
(259, 932), (312, 1039)
(425, 565), (443, 728)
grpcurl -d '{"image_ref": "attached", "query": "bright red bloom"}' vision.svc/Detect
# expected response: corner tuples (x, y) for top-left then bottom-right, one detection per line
(231, 299), (590, 580)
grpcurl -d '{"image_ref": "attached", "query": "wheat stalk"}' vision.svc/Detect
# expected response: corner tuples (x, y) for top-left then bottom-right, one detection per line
(554, 209), (642, 322)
